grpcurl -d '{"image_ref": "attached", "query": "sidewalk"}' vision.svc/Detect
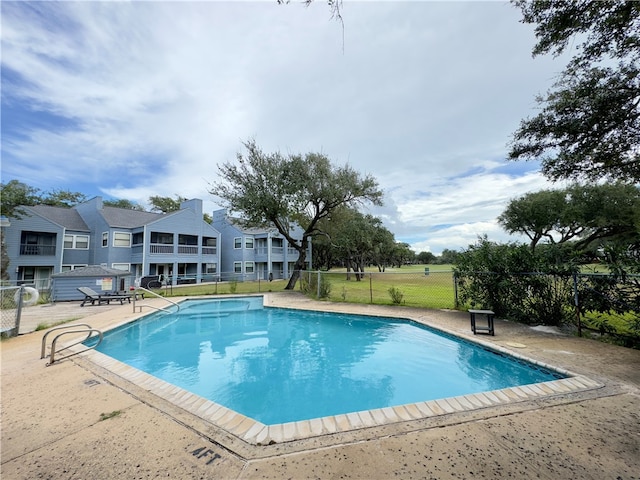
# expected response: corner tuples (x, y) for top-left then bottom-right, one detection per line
(2, 293), (639, 479)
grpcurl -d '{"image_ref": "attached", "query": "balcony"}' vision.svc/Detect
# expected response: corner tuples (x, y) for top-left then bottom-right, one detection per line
(150, 244), (173, 254)
(20, 244), (56, 256)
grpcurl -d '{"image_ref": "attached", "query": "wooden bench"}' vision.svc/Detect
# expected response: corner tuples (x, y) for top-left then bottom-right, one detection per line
(468, 309), (495, 336)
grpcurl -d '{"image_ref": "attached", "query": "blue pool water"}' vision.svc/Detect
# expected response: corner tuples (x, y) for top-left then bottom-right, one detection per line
(90, 297), (565, 425)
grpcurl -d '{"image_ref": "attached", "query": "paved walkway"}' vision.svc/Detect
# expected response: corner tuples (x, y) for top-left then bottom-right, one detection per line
(2, 293), (639, 479)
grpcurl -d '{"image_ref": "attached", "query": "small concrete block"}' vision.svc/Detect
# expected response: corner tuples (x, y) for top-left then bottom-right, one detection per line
(295, 420), (312, 438)
(434, 399), (456, 414)
(282, 422), (297, 441)
(334, 414), (352, 431)
(357, 409), (377, 427)
(309, 418), (324, 435)
(268, 424), (284, 443)
(370, 408), (388, 424)
(424, 400), (445, 415)
(321, 416), (338, 433)
(403, 403), (424, 418)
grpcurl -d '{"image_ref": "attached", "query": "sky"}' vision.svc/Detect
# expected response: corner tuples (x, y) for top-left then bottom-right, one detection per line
(1, 1), (573, 255)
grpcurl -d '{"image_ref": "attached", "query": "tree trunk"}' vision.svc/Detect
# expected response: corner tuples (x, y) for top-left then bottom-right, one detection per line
(285, 248), (307, 290)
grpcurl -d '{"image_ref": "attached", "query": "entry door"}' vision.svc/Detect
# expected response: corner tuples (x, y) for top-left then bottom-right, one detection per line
(35, 267), (53, 290)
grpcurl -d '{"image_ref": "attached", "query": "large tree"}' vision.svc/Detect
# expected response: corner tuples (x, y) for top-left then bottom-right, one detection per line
(499, 183), (640, 252)
(509, 1), (640, 182)
(0, 180), (41, 218)
(103, 199), (146, 211)
(210, 140), (383, 289)
(148, 195), (188, 213)
(0, 180), (86, 217)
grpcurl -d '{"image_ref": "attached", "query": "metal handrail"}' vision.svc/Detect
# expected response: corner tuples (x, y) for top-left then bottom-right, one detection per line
(47, 329), (103, 365)
(41, 323), (93, 359)
(132, 287), (180, 313)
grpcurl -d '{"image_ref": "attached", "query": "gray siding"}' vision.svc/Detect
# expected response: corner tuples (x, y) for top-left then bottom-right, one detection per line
(51, 276), (125, 301)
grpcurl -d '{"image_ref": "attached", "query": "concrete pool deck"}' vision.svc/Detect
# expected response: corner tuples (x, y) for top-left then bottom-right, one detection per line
(2, 292), (639, 479)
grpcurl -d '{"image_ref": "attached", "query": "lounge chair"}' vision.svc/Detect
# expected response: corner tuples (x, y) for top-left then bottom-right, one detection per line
(77, 287), (131, 307)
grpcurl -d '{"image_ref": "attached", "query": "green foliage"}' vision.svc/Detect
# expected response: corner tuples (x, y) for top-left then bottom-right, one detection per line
(438, 249), (460, 265)
(416, 251), (437, 264)
(510, 1), (640, 182)
(314, 207), (398, 272)
(300, 272), (332, 299)
(148, 195), (187, 213)
(103, 199), (145, 210)
(211, 139), (383, 290)
(454, 237), (575, 325)
(388, 286), (404, 305)
(99, 410), (122, 421)
(1, 231), (9, 281)
(41, 189), (87, 208)
(1, 180), (86, 217)
(499, 183), (640, 252)
(0, 180), (41, 218)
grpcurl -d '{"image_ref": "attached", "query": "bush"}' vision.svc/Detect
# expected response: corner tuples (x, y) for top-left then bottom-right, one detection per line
(300, 271), (332, 299)
(454, 237), (574, 325)
(388, 286), (404, 305)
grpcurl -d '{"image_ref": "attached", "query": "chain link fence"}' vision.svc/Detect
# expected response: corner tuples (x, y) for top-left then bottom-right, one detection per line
(455, 270), (640, 347)
(1, 286), (26, 337)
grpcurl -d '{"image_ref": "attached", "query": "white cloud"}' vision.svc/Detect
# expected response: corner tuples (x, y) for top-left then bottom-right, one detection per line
(1, 1), (571, 256)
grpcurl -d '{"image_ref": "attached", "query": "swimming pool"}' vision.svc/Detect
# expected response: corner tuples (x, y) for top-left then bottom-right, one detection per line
(90, 296), (567, 425)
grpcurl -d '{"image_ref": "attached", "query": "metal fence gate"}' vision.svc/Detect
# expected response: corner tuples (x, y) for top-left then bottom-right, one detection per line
(1, 285), (29, 337)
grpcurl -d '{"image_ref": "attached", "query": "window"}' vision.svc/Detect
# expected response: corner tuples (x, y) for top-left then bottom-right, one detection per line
(234, 237), (242, 249)
(75, 235), (89, 249)
(132, 232), (143, 245)
(111, 263), (130, 271)
(245, 237), (254, 249)
(205, 263), (217, 274)
(203, 237), (217, 247)
(234, 262), (242, 273)
(64, 234), (89, 249)
(244, 262), (254, 273)
(178, 234), (198, 245)
(113, 232), (131, 247)
(102, 232), (108, 247)
(62, 265), (87, 272)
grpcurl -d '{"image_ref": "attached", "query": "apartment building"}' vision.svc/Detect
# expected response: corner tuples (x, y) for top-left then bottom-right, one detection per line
(4, 197), (221, 290)
(212, 209), (311, 281)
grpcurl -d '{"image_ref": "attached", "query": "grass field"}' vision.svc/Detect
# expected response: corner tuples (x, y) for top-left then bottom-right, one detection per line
(155, 265), (458, 310)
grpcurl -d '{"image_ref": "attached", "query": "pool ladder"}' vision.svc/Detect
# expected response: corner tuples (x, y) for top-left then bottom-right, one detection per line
(132, 287), (180, 313)
(41, 324), (103, 366)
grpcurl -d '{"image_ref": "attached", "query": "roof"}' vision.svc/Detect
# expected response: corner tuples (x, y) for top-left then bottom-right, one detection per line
(28, 205), (90, 231)
(226, 216), (276, 235)
(100, 207), (164, 228)
(51, 265), (132, 278)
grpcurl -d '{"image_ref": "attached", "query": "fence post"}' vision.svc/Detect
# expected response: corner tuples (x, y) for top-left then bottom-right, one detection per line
(369, 273), (373, 304)
(573, 273), (582, 336)
(317, 270), (321, 298)
(15, 285), (25, 337)
(453, 272), (459, 308)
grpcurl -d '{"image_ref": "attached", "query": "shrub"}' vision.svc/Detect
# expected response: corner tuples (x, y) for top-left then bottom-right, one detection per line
(388, 286), (404, 305)
(301, 271), (332, 299)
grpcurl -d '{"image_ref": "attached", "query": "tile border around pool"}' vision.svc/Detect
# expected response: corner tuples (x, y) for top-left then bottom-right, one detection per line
(67, 299), (605, 447)
(82, 345), (602, 445)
